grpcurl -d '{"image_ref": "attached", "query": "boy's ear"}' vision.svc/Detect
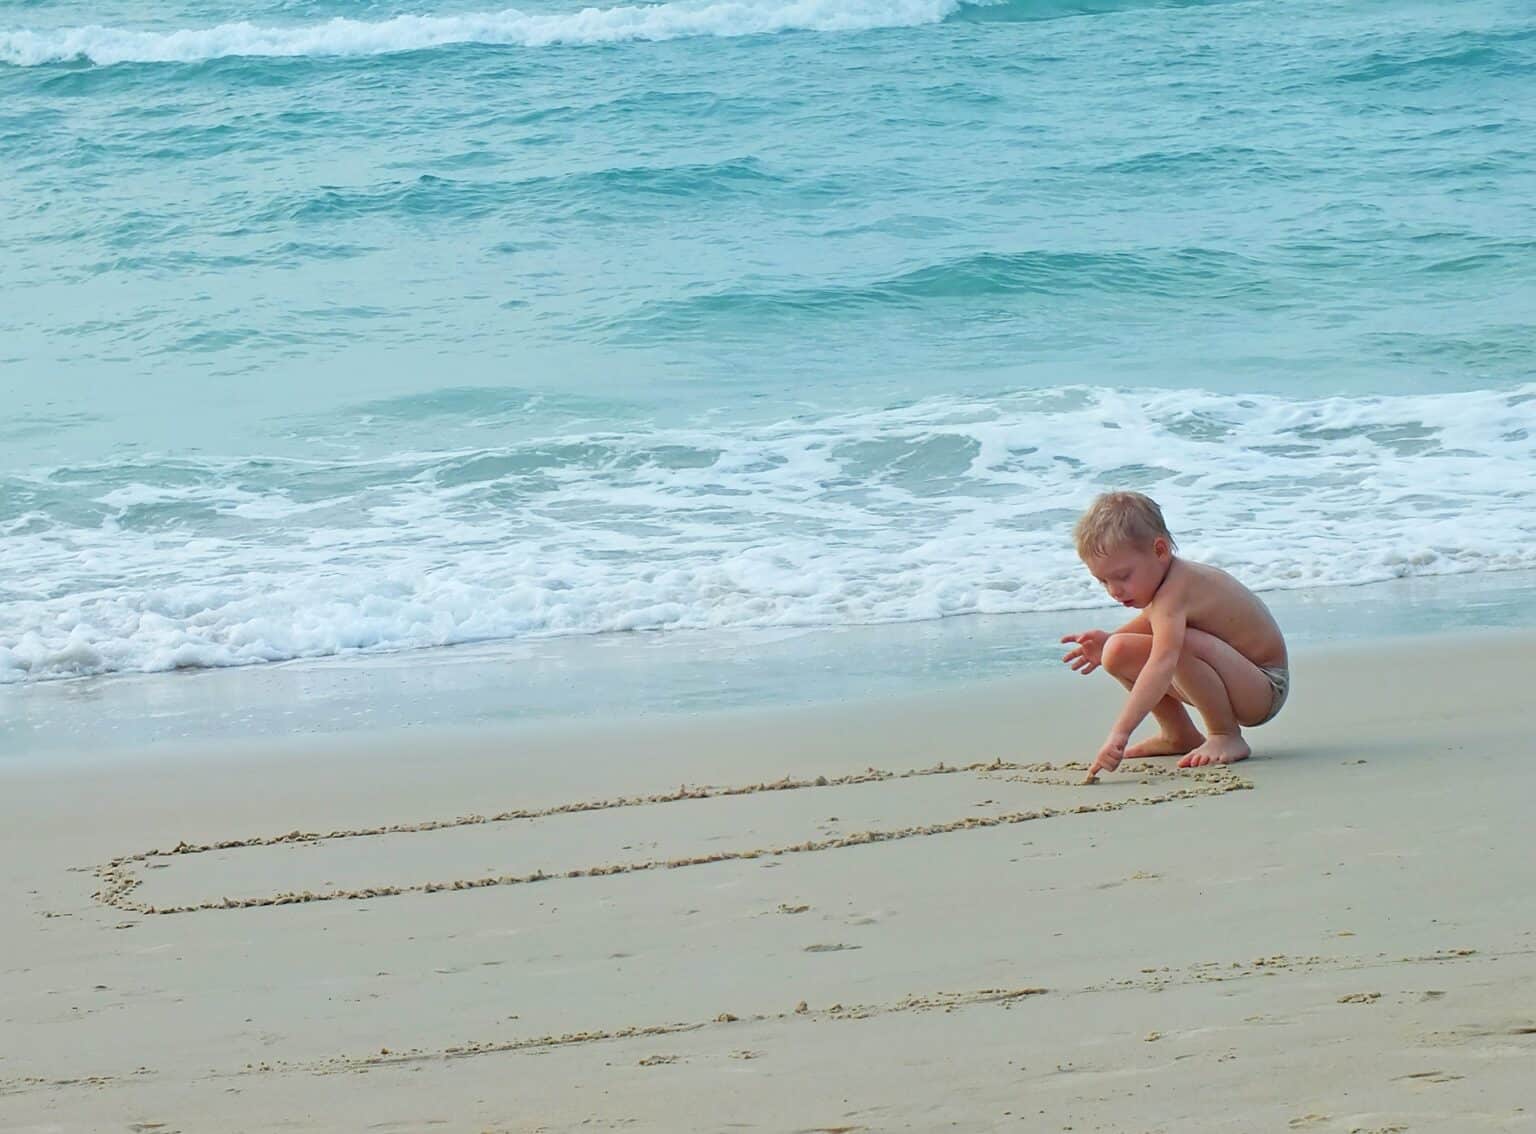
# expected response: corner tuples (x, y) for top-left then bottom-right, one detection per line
(1153, 537), (1170, 558)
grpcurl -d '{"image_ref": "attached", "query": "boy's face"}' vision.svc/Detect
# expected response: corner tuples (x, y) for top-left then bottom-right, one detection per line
(1082, 538), (1171, 609)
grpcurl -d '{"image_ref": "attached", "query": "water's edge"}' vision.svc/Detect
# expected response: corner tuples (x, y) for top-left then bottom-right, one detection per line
(4, 567), (1534, 764)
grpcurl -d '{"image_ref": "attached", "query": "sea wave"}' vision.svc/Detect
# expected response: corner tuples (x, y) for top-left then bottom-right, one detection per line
(1338, 28), (1536, 86)
(620, 248), (1269, 333)
(246, 159), (787, 227)
(0, 0), (965, 66)
(3, 383), (1534, 684)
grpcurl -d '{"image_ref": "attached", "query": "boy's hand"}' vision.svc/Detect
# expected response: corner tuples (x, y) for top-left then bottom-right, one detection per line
(1086, 733), (1129, 781)
(1060, 630), (1109, 674)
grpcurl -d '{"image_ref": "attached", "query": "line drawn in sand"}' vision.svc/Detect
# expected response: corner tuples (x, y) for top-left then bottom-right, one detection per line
(91, 760), (1251, 916)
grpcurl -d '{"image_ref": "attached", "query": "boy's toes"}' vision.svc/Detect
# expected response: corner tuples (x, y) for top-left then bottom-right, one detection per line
(1178, 746), (1210, 768)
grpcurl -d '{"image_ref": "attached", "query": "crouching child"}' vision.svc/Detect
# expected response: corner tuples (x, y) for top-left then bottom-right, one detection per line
(1060, 492), (1289, 780)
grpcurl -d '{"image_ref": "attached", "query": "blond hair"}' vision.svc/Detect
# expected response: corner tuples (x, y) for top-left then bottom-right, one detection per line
(1073, 491), (1176, 559)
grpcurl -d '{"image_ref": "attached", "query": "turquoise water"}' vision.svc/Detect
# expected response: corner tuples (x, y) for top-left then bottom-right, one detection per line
(2, 0), (1534, 685)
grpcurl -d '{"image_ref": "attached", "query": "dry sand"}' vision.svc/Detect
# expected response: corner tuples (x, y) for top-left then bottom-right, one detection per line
(2, 630), (1534, 1133)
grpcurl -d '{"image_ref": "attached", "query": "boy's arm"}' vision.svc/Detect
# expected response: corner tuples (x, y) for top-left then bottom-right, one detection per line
(1107, 599), (1186, 742)
(1110, 609), (1152, 637)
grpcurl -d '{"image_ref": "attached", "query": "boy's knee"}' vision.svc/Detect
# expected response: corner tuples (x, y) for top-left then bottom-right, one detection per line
(1101, 633), (1140, 675)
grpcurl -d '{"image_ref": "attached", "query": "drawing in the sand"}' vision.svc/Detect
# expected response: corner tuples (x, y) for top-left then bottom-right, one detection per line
(94, 760), (1252, 915)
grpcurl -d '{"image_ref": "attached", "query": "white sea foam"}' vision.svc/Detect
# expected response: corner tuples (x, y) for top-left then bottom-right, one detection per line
(2, 383), (1534, 684)
(0, 0), (963, 66)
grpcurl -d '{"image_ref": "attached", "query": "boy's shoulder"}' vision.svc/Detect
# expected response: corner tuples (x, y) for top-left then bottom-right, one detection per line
(1166, 557), (1277, 625)
(1156, 557), (1256, 609)
(1170, 556), (1236, 586)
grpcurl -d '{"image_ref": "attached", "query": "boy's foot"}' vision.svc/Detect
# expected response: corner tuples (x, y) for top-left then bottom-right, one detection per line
(1178, 734), (1250, 768)
(1125, 730), (1205, 759)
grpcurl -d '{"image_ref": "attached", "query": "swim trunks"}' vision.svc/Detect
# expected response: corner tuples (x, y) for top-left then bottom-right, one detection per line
(1255, 664), (1289, 726)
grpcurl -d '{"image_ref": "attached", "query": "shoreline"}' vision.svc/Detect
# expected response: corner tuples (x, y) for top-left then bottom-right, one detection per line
(3, 620), (1534, 777)
(3, 627), (1534, 1130)
(5, 565), (1536, 765)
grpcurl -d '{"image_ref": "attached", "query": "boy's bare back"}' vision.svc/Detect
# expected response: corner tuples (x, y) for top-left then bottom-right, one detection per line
(1150, 558), (1286, 672)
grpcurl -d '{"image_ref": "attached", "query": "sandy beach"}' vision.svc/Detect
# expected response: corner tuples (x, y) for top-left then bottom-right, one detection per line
(3, 629), (1534, 1133)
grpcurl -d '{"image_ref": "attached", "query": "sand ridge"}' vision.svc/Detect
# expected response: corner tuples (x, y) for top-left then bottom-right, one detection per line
(91, 760), (1251, 915)
(285, 948), (1507, 1080)
(0, 982), (1052, 1094)
(307, 985), (1054, 1076)
(3, 942), (1517, 1100)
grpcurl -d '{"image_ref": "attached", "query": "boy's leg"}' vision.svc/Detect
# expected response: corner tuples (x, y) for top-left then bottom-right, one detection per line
(1169, 629), (1276, 765)
(1100, 634), (1205, 758)
(1102, 630), (1275, 765)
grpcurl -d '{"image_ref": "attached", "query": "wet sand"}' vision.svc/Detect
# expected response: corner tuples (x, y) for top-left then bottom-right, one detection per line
(2, 630), (1533, 1132)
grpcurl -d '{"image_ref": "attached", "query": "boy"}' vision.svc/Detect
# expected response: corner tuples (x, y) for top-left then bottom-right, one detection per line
(1061, 492), (1288, 781)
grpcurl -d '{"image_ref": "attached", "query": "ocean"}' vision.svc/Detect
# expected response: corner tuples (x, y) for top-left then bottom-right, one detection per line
(2, 0), (1534, 699)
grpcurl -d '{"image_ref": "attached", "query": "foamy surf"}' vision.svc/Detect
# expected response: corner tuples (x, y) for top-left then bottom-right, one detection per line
(0, 0), (965, 66)
(4, 383), (1534, 684)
